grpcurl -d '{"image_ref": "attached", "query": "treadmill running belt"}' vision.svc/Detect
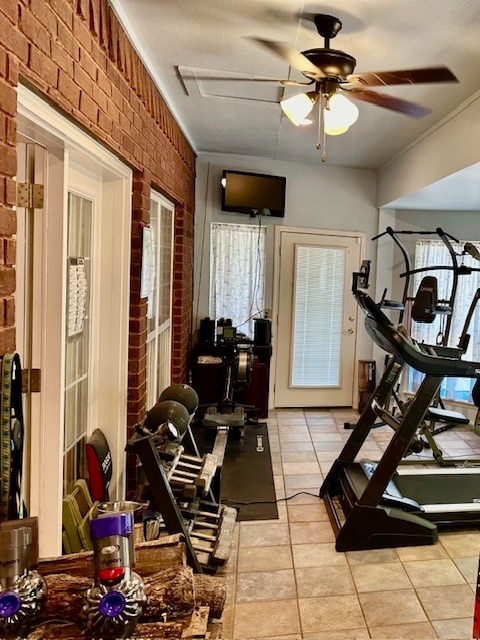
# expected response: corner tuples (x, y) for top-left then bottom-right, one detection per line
(395, 473), (480, 505)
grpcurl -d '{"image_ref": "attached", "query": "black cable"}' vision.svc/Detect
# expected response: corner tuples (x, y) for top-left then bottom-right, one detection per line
(247, 213), (265, 331)
(222, 491), (320, 506)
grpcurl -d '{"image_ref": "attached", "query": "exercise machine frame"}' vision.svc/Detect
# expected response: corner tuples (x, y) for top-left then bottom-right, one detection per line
(320, 276), (480, 552)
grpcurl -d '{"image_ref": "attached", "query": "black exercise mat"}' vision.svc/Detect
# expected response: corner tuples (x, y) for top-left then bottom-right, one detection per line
(219, 424), (278, 521)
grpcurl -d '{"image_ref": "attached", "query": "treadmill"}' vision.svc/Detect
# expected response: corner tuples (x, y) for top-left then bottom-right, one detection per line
(320, 284), (480, 552)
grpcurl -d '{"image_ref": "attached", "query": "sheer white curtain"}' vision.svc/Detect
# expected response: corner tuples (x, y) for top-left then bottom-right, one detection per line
(409, 239), (480, 401)
(210, 221), (265, 337)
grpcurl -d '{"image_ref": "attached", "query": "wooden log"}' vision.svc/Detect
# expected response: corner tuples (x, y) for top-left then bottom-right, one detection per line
(142, 566), (195, 620)
(27, 620), (186, 639)
(38, 534), (186, 578)
(40, 574), (90, 621)
(193, 573), (227, 620)
(39, 567), (226, 622)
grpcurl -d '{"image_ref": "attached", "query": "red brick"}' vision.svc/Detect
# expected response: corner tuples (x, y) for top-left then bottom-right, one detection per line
(58, 69), (81, 107)
(98, 0), (109, 51)
(0, 0), (17, 25)
(50, 40), (74, 75)
(0, 208), (16, 236)
(48, 0), (74, 29)
(76, 0), (88, 21)
(96, 108), (112, 136)
(0, 326), (15, 352)
(0, 266), (15, 296)
(0, 78), (17, 117)
(57, 20), (79, 60)
(28, 47), (58, 88)
(0, 50), (7, 79)
(79, 90), (97, 121)
(73, 62), (93, 94)
(79, 45), (97, 80)
(0, 16), (28, 60)
(19, 6), (51, 55)
(73, 18), (93, 54)
(4, 178), (16, 206)
(7, 54), (19, 85)
(30, 0), (57, 35)
(0, 145), (16, 177)
(2, 298), (15, 326)
(89, 0), (99, 37)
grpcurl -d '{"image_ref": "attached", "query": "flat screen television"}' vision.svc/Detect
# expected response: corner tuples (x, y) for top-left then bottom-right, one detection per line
(221, 170), (286, 218)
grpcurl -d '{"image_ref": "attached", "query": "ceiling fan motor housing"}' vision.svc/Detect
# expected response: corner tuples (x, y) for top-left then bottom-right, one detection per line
(302, 48), (357, 80)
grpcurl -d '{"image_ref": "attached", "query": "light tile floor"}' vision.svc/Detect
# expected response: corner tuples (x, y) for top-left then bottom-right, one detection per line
(219, 408), (480, 640)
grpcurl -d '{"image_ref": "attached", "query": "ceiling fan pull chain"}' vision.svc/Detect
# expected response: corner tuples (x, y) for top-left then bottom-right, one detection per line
(316, 94), (327, 162)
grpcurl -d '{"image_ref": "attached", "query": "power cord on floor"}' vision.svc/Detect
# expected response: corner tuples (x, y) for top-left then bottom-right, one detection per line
(221, 491), (321, 506)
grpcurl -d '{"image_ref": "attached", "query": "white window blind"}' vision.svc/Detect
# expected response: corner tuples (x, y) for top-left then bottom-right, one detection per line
(291, 245), (345, 387)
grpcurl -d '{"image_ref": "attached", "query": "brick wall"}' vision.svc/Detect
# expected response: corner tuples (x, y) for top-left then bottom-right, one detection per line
(0, 1), (196, 444)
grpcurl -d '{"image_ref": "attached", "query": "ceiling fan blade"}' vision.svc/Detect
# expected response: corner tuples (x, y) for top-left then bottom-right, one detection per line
(347, 66), (458, 87)
(347, 88), (432, 118)
(248, 37), (323, 77)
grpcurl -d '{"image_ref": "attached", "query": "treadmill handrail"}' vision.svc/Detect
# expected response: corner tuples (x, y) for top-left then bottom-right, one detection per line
(355, 290), (480, 378)
(364, 316), (480, 377)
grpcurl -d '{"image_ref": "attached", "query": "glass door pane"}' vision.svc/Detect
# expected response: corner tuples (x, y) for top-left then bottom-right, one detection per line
(291, 245), (346, 387)
(63, 192), (92, 493)
(146, 195), (174, 408)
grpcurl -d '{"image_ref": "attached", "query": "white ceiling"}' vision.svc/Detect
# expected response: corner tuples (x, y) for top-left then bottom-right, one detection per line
(111, 0), (480, 208)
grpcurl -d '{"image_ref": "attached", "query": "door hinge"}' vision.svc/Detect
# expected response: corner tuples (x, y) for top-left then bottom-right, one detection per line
(22, 368), (42, 393)
(17, 183), (44, 209)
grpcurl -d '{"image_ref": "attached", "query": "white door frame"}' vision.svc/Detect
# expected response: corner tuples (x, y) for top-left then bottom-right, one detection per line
(16, 85), (132, 557)
(271, 225), (365, 409)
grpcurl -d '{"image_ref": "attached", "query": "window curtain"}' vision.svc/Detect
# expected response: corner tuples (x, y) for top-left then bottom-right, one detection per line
(210, 222), (266, 337)
(409, 239), (480, 401)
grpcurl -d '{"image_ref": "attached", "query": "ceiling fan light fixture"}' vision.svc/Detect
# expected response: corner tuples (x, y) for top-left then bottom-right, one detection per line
(325, 124), (350, 136)
(323, 93), (359, 134)
(280, 91), (318, 126)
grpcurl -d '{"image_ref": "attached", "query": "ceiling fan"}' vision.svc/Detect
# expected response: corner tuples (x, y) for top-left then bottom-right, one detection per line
(247, 13), (458, 159)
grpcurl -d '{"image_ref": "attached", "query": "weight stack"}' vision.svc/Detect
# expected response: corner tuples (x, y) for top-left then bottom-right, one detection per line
(358, 360), (376, 414)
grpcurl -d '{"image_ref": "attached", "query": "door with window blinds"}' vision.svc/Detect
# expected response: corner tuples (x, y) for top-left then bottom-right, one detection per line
(275, 231), (360, 407)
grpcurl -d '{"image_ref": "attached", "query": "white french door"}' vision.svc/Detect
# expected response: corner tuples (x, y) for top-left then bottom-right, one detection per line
(145, 192), (174, 409)
(16, 86), (132, 557)
(274, 228), (362, 407)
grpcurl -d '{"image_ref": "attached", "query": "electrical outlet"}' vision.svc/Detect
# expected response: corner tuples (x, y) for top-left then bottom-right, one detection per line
(264, 309), (271, 319)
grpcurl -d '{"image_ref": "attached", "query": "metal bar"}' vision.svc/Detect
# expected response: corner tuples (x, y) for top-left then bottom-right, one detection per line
(128, 435), (202, 572)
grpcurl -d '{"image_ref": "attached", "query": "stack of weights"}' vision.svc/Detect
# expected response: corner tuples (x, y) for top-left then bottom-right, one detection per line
(83, 511), (146, 638)
(143, 397), (191, 446)
(0, 526), (47, 638)
(158, 383), (199, 420)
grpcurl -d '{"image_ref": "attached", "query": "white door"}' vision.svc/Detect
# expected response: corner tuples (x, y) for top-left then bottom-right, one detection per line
(16, 87), (132, 557)
(274, 229), (361, 407)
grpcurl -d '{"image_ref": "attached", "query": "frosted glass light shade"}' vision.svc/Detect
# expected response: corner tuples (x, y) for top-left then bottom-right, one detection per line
(324, 94), (359, 135)
(281, 92), (317, 126)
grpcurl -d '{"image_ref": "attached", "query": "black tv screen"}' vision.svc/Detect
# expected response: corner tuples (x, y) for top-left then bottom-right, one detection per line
(221, 170), (286, 218)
